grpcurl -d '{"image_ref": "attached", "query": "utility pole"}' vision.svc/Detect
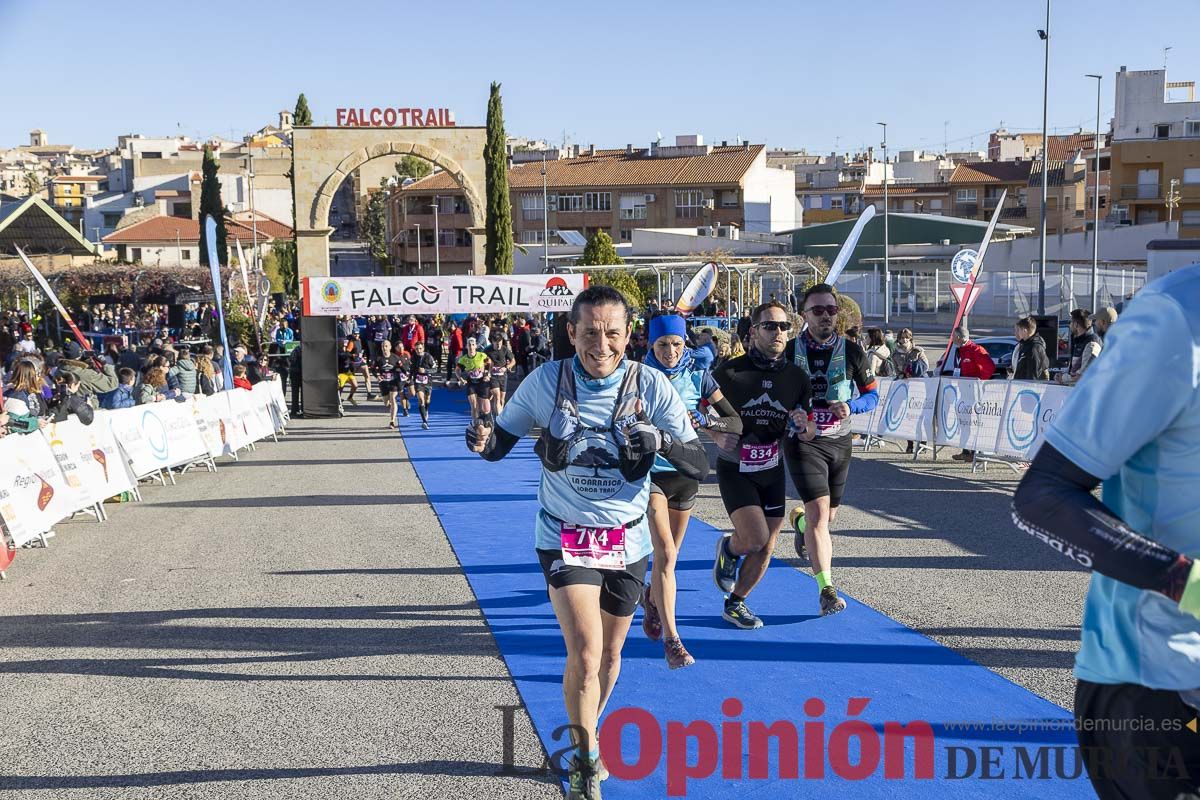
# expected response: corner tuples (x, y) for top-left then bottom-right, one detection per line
(1086, 74), (1102, 311)
(431, 196), (441, 276)
(1037, 0), (1051, 315)
(415, 222), (422, 273)
(877, 121), (890, 324)
(542, 151), (549, 271)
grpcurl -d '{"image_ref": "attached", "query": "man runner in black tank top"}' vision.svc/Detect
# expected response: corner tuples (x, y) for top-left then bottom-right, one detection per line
(710, 301), (815, 629)
(783, 284), (878, 616)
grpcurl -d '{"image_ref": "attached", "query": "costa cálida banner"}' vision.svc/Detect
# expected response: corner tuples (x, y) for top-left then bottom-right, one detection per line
(302, 274), (589, 317)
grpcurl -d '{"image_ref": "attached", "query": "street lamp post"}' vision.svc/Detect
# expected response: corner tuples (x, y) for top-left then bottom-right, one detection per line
(542, 151), (550, 271)
(415, 222), (422, 273)
(431, 196), (441, 276)
(1037, 0), (1051, 315)
(1086, 73), (1102, 311)
(175, 229), (181, 265)
(877, 121), (889, 324)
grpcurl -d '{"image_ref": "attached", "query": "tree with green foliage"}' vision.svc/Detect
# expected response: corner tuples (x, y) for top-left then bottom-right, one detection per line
(395, 155), (433, 182)
(583, 269), (643, 309)
(266, 240), (296, 295)
(293, 93), (313, 126)
(579, 231), (624, 266)
(363, 179), (390, 268)
(484, 82), (513, 275)
(198, 145), (227, 267)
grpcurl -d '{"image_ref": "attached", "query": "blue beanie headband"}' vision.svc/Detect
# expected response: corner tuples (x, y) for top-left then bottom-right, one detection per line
(648, 314), (687, 344)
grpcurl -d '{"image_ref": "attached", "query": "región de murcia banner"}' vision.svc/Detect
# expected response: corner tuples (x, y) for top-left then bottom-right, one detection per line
(302, 274), (589, 317)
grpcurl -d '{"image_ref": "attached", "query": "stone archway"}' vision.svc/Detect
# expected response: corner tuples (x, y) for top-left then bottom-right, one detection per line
(292, 126), (487, 282)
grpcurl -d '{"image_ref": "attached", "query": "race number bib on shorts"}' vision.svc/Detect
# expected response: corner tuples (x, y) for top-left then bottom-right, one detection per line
(397, 372), (409, 383)
(491, 367), (506, 376)
(739, 442), (780, 473)
(415, 374), (430, 384)
(560, 523), (627, 570)
(468, 369), (484, 380)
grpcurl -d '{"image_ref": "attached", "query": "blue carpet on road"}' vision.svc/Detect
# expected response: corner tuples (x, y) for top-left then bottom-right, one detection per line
(400, 389), (1092, 799)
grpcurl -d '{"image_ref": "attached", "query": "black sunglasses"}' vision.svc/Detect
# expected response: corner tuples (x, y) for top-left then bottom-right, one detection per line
(755, 321), (792, 332)
(805, 305), (839, 317)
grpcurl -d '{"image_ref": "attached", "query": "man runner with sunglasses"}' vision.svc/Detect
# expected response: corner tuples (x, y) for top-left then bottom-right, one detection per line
(711, 301), (815, 629)
(784, 283), (878, 616)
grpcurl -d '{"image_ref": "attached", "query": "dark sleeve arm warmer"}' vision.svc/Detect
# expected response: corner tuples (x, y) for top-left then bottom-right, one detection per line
(477, 424), (522, 463)
(704, 395), (743, 435)
(1012, 442), (1193, 603)
(658, 432), (710, 481)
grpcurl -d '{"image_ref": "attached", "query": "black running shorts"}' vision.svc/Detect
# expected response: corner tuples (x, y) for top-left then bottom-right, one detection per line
(466, 378), (491, 399)
(536, 549), (650, 617)
(785, 434), (853, 507)
(1074, 680), (1200, 800)
(378, 379), (398, 395)
(649, 470), (699, 511)
(490, 373), (508, 395)
(716, 458), (786, 519)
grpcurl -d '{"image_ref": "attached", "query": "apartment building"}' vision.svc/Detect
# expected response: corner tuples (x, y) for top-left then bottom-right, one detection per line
(389, 136), (797, 273)
(1109, 66), (1200, 236)
(47, 174), (109, 228)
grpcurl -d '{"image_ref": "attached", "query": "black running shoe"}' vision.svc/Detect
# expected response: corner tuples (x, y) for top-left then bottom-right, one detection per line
(722, 600), (763, 630)
(820, 586), (847, 616)
(713, 534), (739, 593)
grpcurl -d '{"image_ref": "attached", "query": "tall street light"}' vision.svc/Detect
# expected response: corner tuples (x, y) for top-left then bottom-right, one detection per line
(877, 121), (889, 324)
(1086, 73), (1102, 311)
(1037, 0), (1051, 315)
(542, 151), (550, 271)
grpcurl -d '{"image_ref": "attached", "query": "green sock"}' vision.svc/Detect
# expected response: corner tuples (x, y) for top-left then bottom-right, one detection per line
(815, 570), (833, 591)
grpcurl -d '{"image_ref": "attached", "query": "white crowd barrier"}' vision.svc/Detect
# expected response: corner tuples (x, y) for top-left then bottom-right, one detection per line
(0, 378), (288, 555)
(851, 376), (1073, 463)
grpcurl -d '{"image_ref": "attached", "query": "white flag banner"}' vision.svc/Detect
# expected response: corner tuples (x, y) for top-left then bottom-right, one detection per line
(41, 417), (135, 506)
(0, 432), (80, 547)
(302, 273), (588, 316)
(873, 377), (938, 443)
(989, 381), (1073, 461)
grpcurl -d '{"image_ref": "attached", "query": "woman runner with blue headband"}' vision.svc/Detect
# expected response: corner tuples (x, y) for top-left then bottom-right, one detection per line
(640, 314), (742, 668)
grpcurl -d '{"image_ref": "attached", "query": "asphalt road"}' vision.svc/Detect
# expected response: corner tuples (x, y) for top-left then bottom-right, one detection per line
(0, 392), (1088, 798)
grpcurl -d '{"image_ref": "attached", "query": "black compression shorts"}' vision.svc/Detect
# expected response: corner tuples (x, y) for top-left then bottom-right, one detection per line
(466, 378), (491, 399)
(378, 379), (399, 394)
(1074, 680), (1200, 800)
(649, 470), (699, 511)
(490, 373), (508, 394)
(536, 549), (650, 617)
(786, 434), (853, 507)
(716, 458), (786, 519)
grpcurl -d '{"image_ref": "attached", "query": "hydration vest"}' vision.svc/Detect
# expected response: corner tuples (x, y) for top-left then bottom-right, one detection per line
(535, 358), (654, 482)
(795, 335), (852, 403)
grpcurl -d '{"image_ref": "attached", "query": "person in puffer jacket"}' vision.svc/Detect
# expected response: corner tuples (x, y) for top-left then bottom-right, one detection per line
(170, 346), (199, 395)
(3, 360), (47, 434)
(100, 368), (138, 410)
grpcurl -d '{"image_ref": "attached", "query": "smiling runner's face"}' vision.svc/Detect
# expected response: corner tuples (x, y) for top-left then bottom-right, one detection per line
(570, 302), (631, 380)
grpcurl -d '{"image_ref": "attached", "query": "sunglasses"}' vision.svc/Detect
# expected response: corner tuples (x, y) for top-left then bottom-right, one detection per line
(805, 305), (839, 317)
(755, 321), (792, 332)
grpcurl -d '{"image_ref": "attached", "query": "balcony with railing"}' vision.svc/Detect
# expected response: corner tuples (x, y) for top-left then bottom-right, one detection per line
(1119, 183), (1161, 201)
(954, 203), (979, 217)
(999, 206), (1028, 219)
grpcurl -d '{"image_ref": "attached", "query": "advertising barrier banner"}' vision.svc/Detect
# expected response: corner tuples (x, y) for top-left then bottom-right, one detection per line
(933, 378), (1009, 452)
(41, 417), (135, 507)
(0, 433), (82, 547)
(872, 377), (938, 443)
(990, 381), (1072, 461)
(302, 274), (588, 317)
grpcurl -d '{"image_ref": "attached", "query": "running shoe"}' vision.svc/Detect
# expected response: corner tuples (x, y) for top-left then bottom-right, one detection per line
(640, 583), (662, 641)
(722, 600), (763, 630)
(790, 507), (808, 562)
(401, 406), (409, 417)
(388, 421), (396, 430)
(713, 534), (739, 593)
(349, 396), (358, 406)
(367, 393), (377, 400)
(567, 755), (602, 799)
(421, 421), (430, 430)
(664, 636), (695, 669)
(819, 586), (847, 616)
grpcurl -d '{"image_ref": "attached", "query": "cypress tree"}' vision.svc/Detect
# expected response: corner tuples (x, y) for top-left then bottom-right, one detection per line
(293, 93), (313, 126)
(198, 145), (227, 266)
(484, 81), (513, 275)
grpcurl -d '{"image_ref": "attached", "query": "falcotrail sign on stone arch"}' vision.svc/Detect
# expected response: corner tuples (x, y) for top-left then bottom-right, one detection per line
(292, 123), (488, 416)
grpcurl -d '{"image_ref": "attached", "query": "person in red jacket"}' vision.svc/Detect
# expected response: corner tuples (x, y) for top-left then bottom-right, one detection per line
(398, 314), (425, 353)
(446, 321), (464, 383)
(944, 326), (995, 461)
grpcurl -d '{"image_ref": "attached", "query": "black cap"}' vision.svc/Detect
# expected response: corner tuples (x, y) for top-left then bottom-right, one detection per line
(63, 341), (83, 360)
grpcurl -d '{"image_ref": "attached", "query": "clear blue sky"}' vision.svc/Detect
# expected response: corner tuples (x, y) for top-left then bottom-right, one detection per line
(1, 0), (1196, 154)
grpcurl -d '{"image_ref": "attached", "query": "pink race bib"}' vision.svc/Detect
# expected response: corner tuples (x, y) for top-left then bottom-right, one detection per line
(739, 441), (780, 473)
(560, 523), (627, 570)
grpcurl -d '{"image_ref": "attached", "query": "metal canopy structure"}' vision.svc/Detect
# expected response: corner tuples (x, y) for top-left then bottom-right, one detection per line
(546, 260), (797, 320)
